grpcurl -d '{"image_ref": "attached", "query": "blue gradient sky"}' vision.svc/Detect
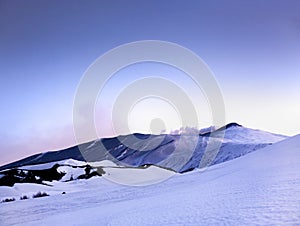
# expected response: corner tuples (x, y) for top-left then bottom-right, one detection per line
(1, 0), (300, 165)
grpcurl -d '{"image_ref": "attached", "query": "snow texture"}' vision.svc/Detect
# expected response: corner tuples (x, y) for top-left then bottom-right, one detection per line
(0, 134), (299, 225)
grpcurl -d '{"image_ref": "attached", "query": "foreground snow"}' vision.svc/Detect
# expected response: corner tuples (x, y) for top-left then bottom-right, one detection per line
(0, 135), (299, 225)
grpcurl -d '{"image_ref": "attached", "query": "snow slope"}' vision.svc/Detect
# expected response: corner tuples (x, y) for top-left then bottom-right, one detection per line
(0, 134), (299, 225)
(17, 159), (86, 170)
(102, 165), (175, 186)
(214, 123), (287, 143)
(0, 161), (174, 199)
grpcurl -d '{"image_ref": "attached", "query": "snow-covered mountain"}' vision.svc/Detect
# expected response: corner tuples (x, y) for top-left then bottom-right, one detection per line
(0, 133), (299, 225)
(0, 123), (287, 174)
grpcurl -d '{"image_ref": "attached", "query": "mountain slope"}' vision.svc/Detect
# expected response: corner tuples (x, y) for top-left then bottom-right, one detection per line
(0, 134), (299, 225)
(0, 123), (287, 172)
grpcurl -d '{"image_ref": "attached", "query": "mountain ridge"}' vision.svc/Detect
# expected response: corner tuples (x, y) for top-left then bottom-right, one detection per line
(0, 123), (287, 172)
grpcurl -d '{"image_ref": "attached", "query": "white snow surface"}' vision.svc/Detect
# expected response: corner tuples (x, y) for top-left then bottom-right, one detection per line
(102, 165), (175, 186)
(18, 159), (86, 170)
(89, 160), (118, 167)
(57, 166), (86, 182)
(215, 125), (287, 144)
(0, 135), (299, 225)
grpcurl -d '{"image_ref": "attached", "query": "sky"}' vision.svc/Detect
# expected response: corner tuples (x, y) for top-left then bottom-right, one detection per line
(1, 0), (300, 165)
